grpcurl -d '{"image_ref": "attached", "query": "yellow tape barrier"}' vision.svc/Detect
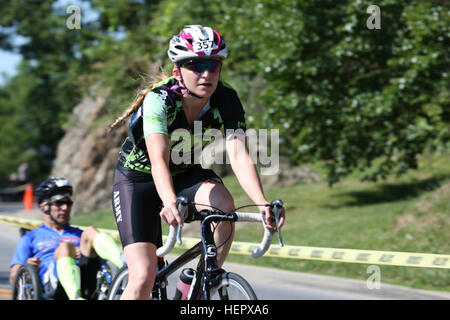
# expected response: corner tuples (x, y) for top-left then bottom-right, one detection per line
(0, 183), (29, 194)
(1, 215), (449, 269)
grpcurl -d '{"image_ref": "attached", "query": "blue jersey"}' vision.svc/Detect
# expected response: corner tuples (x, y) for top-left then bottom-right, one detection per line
(10, 223), (83, 285)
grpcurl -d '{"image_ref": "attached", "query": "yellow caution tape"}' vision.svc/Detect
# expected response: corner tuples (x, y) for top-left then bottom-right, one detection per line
(229, 241), (450, 269)
(0, 215), (122, 243)
(1, 215), (449, 269)
(0, 183), (29, 194)
(0, 216), (44, 230)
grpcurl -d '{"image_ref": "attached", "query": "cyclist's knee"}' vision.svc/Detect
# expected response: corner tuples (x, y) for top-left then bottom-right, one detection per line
(217, 198), (235, 214)
(81, 226), (99, 242)
(128, 263), (157, 295)
(55, 241), (76, 259)
(124, 243), (158, 293)
(132, 267), (155, 285)
(79, 226), (100, 258)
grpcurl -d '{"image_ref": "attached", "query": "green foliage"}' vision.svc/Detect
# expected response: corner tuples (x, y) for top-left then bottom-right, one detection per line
(148, 0), (450, 185)
(0, 0), (87, 181)
(0, 0), (449, 185)
(209, 0), (450, 185)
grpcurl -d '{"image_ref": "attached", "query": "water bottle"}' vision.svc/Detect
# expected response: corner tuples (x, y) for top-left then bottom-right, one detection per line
(173, 268), (195, 300)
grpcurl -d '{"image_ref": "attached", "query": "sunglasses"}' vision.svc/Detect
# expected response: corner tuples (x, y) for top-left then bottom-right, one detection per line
(179, 59), (222, 74)
(50, 199), (73, 207)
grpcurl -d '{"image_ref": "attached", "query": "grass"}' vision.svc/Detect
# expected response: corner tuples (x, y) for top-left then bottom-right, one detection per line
(71, 152), (450, 292)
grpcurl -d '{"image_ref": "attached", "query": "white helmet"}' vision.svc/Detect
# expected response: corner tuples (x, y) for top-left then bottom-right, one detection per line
(168, 25), (228, 63)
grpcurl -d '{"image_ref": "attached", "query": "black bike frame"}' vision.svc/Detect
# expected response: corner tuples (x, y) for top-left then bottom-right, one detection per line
(152, 241), (202, 299)
(152, 211), (231, 300)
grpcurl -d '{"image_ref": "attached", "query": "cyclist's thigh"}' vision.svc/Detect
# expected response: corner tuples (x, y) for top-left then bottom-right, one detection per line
(194, 181), (234, 212)
(112, 169), (162, 248)
(172, 166), (233, 211)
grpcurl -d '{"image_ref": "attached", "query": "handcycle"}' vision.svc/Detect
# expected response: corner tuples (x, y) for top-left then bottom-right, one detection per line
(107, 197), (284, 300)
(11, 227), (117, 300)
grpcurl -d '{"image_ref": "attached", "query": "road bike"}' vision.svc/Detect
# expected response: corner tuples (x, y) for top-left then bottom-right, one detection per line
(107, 197), (284, 300)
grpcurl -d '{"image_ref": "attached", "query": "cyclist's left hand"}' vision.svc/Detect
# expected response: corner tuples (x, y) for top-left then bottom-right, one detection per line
(261, 202), (285, 231)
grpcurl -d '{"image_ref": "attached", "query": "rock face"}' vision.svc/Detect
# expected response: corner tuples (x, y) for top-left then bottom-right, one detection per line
(52, 91), (127, 215)
(51, 91), (320, 215)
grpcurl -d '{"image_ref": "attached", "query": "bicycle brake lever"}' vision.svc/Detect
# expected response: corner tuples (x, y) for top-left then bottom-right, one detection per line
(176, 197), (188, 245)
(270, 199), (284, 247)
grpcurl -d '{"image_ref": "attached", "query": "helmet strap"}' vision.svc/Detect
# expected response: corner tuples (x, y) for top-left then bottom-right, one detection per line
(49, 214), (67, 228)
(41, 201), (51, 215)
(42, 203), (68, 227)
(176, 64), (204, 99)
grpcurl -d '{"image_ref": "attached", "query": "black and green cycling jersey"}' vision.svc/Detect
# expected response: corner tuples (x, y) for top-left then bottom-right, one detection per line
(116, 76), (246, 177)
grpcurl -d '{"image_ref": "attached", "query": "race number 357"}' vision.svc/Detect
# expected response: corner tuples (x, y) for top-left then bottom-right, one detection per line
(194, 41), (214, 51)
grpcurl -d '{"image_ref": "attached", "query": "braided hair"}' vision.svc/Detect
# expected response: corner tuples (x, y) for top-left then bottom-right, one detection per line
(108, 70), (171, 133)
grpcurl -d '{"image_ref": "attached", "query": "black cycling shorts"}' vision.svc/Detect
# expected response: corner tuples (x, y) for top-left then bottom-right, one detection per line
(112, 165), (222, 248)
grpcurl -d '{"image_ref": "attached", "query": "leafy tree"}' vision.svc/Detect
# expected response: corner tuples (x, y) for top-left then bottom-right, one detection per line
(0, 68), (37, 178)
(198, 0), (450, 184)
(1, 0), (448, 186)
(0, 0), (88, 180)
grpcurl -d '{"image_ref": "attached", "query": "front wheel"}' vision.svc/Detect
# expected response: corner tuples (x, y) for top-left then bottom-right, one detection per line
(106, 265), (166, 300)
(210, 272), (257, 300)
(106, 265), (128, 300)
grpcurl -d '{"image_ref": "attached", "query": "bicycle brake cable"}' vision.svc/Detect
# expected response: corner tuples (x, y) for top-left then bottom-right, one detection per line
(233, 203), (270, 211)
(190, 202), (225, 213)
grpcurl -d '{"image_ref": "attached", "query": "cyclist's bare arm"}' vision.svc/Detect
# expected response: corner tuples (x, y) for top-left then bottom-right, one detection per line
(225, 133), (284, 230)
(9, 264), (21, 286)
(146, 133), (182, 226)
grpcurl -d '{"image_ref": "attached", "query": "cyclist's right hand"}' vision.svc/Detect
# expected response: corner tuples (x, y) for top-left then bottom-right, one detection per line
(26, 257), (41, 270)
(160, 202), (184, 227)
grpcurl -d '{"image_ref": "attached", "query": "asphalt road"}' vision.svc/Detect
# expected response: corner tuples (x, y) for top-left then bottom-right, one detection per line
(1, 202), (449, 300)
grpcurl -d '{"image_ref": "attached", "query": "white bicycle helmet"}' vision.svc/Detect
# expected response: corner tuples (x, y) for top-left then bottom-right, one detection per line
(168, 25), (228, 63)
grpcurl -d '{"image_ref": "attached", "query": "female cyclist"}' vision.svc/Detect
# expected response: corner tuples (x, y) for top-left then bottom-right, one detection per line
(109, 25), (285, 300)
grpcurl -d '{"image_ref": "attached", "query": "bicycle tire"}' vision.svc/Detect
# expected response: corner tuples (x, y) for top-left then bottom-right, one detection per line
(106, 265), (167, 300)
(105, 260), (119, 280)
(209, 272), (257, 300)
(11, 263), (42, 300)
(106, 265), (129, 300)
